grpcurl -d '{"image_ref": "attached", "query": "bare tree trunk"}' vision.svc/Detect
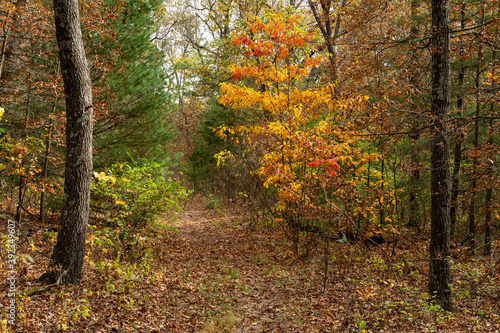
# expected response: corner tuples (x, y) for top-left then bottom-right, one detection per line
(467, 51), (481, 255)
(429, 0), (452, 311)
(468, 0), (487, 256)
(450, 3), (466, 235)
(15, 74), (31, 223)
(483, 115), (493, 256)
(484, 43), (497, 256)
(408, 0), (422, 227)
(308, 0), (347, 90)
(40, 63), (60, 223)
(40, 0), (93, 284)
(0, 8), (10, 79)
(39, 131), (51, 223)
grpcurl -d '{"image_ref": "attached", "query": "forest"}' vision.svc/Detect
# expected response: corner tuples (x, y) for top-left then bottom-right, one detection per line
(0, 0), (499, 331)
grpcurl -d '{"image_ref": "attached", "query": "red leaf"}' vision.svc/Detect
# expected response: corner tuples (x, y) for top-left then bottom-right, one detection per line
(306, 161), (322, 168)
(325, 158), (340, 170)
(326, 166), (337, 176)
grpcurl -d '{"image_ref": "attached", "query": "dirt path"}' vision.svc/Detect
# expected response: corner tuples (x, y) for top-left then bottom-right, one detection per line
(17, 195), (340, 333)
(18, 195), (494, 332)
(164, 197), (299, 332)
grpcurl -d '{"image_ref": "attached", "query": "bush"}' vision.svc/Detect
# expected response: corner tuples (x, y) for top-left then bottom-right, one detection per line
(91, 160), (190, 231)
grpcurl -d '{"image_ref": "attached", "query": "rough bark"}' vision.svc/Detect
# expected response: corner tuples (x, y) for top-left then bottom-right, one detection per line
(429, 0), (452, 310)
(40, 0), (93, 284)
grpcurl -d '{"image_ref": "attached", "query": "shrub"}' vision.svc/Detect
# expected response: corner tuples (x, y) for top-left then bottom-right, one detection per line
(91, 160), (190, 231)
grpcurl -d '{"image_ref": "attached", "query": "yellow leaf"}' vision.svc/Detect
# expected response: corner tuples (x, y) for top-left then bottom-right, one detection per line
(115, 200), (126, 205)
(93, 171), (105, 181)
(357, 166), (367, 174)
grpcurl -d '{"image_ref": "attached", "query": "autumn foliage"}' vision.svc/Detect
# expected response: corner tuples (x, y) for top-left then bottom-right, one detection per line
(217, 10), (398, 242)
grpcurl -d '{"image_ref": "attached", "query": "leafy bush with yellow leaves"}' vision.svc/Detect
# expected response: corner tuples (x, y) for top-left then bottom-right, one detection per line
(91, 160), (190, 232)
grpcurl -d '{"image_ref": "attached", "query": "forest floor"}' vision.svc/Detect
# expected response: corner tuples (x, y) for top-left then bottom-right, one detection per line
(2, 194), (499, 332)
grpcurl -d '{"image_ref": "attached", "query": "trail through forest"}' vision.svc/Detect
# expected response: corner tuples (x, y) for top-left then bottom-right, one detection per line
(159, 196), (326, 332)
(9, 195), (500, 332)
(139, 195), (499, 332)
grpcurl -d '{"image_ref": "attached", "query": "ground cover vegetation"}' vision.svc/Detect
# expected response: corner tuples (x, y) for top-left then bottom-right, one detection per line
(0, 0), (499, 331)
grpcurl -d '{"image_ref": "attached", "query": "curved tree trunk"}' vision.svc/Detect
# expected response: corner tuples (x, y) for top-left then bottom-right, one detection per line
(40, 0), (93, 284)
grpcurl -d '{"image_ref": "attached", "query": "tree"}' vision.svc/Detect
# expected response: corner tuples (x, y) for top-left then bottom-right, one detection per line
(307, 0), (347, 87)
(428, 0), (452, 310)
(41, 0), (93, 284)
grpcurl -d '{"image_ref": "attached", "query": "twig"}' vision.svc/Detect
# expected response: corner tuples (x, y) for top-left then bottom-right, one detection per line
(341, 293), (354, 329)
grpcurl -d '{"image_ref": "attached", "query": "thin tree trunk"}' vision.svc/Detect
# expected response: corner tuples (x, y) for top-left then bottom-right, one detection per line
(450, 3), (466, 235)
(379, 154), (385, 225)
(484, 43), (497, 256)
(429, 0), (452, 310)
(15, 175), (22, 223)
(483, 115), (493, 256)
(40, 63), (60, 223)
(15, 74), (31, 223)
(39, 132), (51, 223)
(308, 0), (347, 89)
(40, 0), (93, 284)
(0, 9), (10, 79)
(468, 48), (482, 255)
(408, 0), (422, 227)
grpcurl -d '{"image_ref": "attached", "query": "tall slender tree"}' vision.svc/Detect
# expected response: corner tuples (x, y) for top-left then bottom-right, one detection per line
(428, 0), (452, 310)
(41, 0), (93, 284)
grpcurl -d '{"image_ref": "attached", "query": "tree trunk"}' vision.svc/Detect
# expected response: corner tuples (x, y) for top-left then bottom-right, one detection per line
(40, 0), (93, 284)
(40, 63), (60, 223)
(484, 43), (497, 256)
(449, 3), (466, 235)
(408, 0), (422, 227)
(429, 0), (452, 310)
(0, 8), (10, 79)
(308, 0), (347, 89)
(467, 52), (481, 255)
(483, 116), (493, 256)
(15, 74), (32, 223)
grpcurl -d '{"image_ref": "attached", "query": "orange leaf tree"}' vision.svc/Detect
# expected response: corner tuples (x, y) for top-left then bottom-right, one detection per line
(217, 8), (395, 243)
